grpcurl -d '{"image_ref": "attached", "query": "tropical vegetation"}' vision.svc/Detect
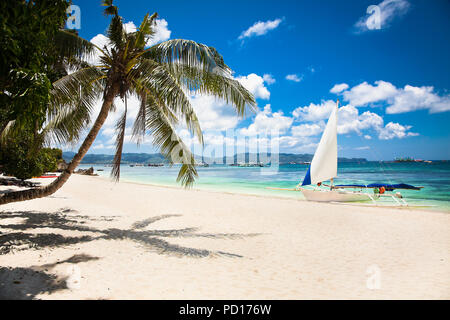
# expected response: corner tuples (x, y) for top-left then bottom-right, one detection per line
(0, 0), (92, 183)
(0, 131), (63, 180)
(0, 0), (255, 205)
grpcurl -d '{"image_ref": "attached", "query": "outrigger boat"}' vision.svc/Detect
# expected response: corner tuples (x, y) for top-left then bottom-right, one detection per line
(268, 100), (425, 207)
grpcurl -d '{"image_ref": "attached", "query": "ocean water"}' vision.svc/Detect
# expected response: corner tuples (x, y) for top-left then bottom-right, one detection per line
(78, 162), (450, 212)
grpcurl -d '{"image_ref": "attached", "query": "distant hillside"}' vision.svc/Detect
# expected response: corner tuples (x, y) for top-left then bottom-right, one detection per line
(63, 152), (367, 165)
(221, 153), (367, 164)
(63, 152), (167, 164)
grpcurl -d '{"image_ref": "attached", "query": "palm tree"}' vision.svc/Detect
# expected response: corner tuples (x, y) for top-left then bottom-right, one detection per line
(0, 0), (255, 205)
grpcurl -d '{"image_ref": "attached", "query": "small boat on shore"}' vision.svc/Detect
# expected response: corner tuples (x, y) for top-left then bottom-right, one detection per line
(229, 163), (264, 167)
(298, 100), (424, 206)
(36, 174), (59, 179)
(147, 163), (164, 167)
(268, 100), (425, 207)
(196, 163), (209, 167)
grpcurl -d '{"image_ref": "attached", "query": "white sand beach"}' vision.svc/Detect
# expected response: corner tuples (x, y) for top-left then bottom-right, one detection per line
(0, 175), (449, 299)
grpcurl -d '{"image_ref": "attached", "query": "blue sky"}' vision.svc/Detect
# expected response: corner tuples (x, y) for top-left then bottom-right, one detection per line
(68, 0), (450, 160)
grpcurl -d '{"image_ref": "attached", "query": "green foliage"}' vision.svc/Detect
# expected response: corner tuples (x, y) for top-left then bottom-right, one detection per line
(0, 0), (70, 132)
(1, 0), (256, 188)
(0, 131), (62, 180)
(0, 1), (94, 182)
(40, 148), (60, 172)
(50, 3), (256, 185)
(45, 148), (63, 162)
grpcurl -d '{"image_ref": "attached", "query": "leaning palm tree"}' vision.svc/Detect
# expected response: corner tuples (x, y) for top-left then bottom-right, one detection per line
(0, 0), (255, 205)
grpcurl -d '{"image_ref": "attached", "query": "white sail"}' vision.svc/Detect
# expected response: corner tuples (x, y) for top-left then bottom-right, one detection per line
(302, 101), (338, 185)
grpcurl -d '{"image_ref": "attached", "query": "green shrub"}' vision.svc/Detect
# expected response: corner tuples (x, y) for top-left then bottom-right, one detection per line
(0, 132), (62, 180)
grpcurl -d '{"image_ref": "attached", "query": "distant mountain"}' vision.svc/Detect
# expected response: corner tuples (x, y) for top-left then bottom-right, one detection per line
(63, 152), (167, 164)
(63, 152), (367, 165)
(220, 153), (366, 164)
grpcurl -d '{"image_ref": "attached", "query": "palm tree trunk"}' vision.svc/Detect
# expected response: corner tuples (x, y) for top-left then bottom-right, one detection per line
(0, 85), (118, 205)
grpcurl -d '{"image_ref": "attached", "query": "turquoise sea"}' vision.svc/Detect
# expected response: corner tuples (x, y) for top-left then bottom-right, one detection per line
(78, 162), (450, 212)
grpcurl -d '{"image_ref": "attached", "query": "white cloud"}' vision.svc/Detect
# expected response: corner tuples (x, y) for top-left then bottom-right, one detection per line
(263, 74), (276, 85)
(286, 74), (303, 83)
(337, 106), (417, 140)
(121, 19), (171, 46)
(337, 105), (384, 135)
(189, 95), (240, 131)
(236, 73), (271, 100)
(89, 18), (171, 65)
(292, 99), (417, 140)
(240, 104), (293, 136)
(355, 146), (371, 150)
(292, 100), (336, 122)
(88, 34), (109, 65)
(333, 80), (450, 114)
(123, 21), (137, 33)
(90, 33), (109, 49)
(238, 18), (283, 40)
(354, 0), (410, 33)
(330, 83), (349, 94)
(179, 72), (276, 133)
(92, 143), (114, 150)
(147, 19), (171, 46)
(386, 85), (450, 114)
(291, 141), (319, 153)
(341, 80), (397, 106)
(378, 122), (418, 140)
(276, 136), (311, 150)
(291, 123), (324, 137)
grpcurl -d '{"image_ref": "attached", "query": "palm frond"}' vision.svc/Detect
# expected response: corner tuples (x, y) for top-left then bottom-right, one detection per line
(45, 67), (106, 144)
(166, 64), (256, 117)
(144, 94), (198, 187)
(63, 57), (96, 72)
(55, 30), (96, 62)
(131, 59), (203, 144)
(49, 67), (105, 114)
(102, 0), (118, 16)
(42, 99), (92, 147)
(107, 15), (125, 48)
(134, 13), (158, 49)
(143, 39), (230, 74)
(0, 120), (16, 145)
(131, 91), (147, 145)
(132, 77), (179, 126)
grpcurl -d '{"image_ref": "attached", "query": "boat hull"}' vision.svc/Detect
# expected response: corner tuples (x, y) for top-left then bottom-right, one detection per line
(299, 188), (373, 202)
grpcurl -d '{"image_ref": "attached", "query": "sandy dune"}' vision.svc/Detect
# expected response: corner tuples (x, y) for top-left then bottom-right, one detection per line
(0, 175), (449, 299)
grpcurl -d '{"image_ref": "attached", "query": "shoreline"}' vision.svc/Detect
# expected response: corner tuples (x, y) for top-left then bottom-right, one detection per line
(1, 175), (449, 299)
(94, 174), (447, 214)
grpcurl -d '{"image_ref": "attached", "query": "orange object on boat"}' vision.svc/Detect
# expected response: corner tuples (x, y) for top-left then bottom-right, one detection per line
(37, 175), (58, 178)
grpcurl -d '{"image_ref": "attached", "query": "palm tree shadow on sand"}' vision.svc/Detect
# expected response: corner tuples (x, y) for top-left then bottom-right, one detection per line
(0, 209), (261, 258)
(0, 254), (99, 300)
(0, 209), (262, 299)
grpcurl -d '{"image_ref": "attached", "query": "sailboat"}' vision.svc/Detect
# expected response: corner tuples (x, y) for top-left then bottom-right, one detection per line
(296, 99), (423, 205)
(267, 100), (425, 206)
